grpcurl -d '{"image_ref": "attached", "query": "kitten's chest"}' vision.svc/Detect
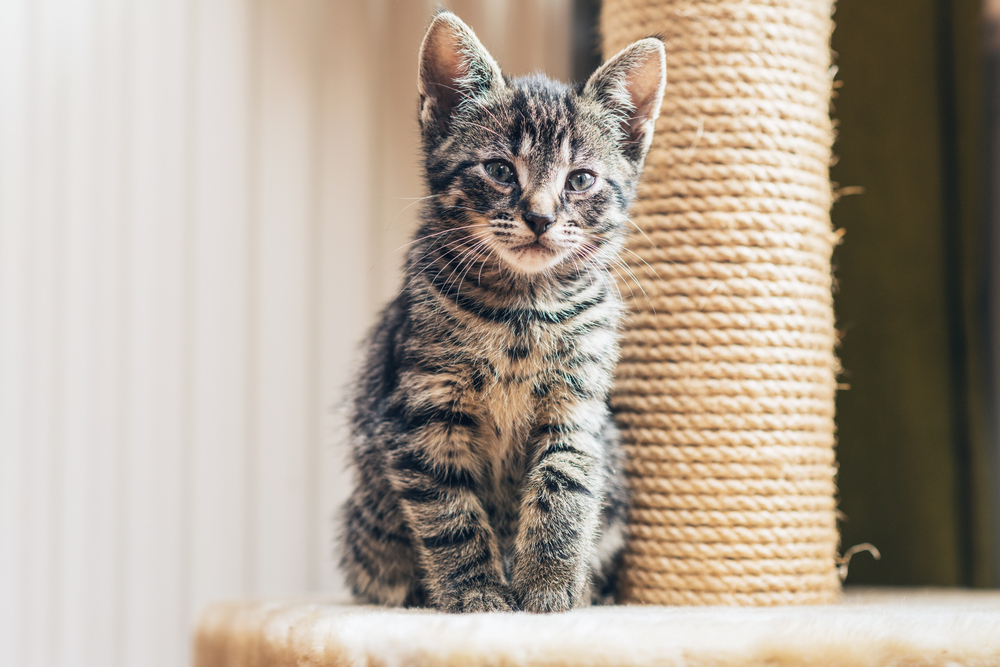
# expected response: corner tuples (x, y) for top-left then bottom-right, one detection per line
(447, 317), (549, 468)
(468, 322), (572, 551)
(472, 319), (562, 431)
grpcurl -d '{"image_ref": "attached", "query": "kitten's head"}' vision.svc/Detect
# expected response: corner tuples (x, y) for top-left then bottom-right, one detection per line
(415, 10), (665, 281)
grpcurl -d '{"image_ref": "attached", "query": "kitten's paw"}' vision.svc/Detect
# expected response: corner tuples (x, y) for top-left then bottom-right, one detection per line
(517, 585), (574, 614)
(444, 584), (518, 613)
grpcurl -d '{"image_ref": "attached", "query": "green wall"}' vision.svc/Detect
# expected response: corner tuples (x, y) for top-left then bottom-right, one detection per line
(831, 0), (993, 586)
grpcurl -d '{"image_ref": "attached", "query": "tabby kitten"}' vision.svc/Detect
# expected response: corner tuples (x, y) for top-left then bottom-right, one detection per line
(340, 11), (665, 613)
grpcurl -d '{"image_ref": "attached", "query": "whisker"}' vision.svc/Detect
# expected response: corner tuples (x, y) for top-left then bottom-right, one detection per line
(368, 224), (487, 275)
(437, 234), (491, 294)
(430, 236), (483, 289)
(441, 235), (487, 292)
(452, 238), (491, 299)
(441, 204), (493, 215)
(625, 215), (656, 249)
(611, 256), (656, 315)
(605, 266), (626, 305)
(395, 235), (482, 301)
(619, 245), (665, 281)
(606, 263), (638, 307)
(383, 193), (444, 233)
(477, 237), (500, 285)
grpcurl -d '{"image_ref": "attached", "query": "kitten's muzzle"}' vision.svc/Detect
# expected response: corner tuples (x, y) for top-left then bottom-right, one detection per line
(523, 211), (556, 237)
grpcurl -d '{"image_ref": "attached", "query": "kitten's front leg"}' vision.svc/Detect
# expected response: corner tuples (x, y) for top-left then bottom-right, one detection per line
(388, 391), (515, 613)
(512, 396), (606, 613)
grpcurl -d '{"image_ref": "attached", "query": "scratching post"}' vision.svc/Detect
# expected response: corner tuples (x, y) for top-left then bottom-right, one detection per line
(604, 1), (841, 605)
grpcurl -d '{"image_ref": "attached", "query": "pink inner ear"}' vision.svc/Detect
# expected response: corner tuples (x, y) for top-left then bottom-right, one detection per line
(623, 51), (665, 141)
(627, 58), (663, 117)
(422, 27), (464, 101)
(419, 21), (473, 133)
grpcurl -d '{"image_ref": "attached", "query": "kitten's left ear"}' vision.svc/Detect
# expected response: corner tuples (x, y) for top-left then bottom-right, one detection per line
(584, 38), (666, 158)
(418, 11), (504, 136)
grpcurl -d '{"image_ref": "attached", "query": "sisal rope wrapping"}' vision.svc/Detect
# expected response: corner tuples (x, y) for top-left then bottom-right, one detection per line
(603, 0), (841, 605)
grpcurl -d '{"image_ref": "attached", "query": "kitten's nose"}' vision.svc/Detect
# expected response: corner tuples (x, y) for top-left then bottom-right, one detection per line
(523, 212), (556, 237)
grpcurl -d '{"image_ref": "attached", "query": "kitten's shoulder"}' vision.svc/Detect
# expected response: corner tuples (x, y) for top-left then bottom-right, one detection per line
(353, 292), (411, 421)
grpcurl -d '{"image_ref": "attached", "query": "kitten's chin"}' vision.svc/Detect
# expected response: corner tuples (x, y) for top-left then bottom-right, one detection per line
(500, 242), (565, 275)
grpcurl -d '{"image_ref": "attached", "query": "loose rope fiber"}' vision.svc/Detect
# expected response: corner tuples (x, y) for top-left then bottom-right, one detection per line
(603, 0), (841, 605)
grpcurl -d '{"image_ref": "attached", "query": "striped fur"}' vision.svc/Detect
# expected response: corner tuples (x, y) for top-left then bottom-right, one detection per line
(340, 11), (666, 613)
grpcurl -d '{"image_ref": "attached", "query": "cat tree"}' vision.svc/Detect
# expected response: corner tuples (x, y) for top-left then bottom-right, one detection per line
(603, 0), (842, 605)
(194, 1), (1000, 665)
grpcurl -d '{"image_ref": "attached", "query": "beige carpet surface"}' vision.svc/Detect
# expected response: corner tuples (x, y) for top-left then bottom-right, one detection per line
(195, 588), (1000, 667)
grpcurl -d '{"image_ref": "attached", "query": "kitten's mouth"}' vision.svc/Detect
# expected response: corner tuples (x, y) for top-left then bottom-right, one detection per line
(515, 241), (552, 254)
(499, 239), (566, 274)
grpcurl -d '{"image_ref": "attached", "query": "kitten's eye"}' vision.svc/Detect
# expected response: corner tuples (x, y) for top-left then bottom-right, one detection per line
(484, 160), (516, 185)
(566, 171), (596, 192)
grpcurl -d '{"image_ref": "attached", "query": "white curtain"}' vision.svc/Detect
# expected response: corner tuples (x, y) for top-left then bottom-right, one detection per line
(0, 1), (570, 666)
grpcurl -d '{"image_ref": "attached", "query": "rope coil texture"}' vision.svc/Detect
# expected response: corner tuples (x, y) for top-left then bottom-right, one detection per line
(603, 0), (841, 606)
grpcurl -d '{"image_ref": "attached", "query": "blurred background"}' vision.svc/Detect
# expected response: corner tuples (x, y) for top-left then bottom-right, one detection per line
(0, 0), (998, 666)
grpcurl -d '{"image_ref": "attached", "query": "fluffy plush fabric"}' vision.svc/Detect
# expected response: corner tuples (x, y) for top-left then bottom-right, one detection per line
(194, 588), (1000, 667)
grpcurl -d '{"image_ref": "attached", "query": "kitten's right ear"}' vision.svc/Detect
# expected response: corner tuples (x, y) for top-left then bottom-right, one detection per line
(418, 11), (504, 135)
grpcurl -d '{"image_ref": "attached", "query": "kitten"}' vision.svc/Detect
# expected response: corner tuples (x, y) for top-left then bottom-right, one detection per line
(340, 10), (665, 613)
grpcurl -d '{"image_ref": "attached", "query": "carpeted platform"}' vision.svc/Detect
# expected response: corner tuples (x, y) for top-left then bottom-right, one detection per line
(195, 588), (1000, 667)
